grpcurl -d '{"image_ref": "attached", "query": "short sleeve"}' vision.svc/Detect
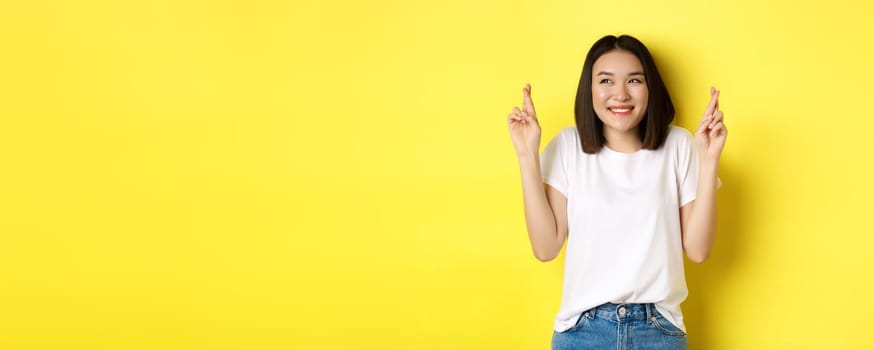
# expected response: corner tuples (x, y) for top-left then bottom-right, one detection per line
(540, 129), (570, 197)
(677, 128), (722, 207)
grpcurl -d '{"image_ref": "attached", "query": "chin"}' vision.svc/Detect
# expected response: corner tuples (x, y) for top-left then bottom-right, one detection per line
(605, 119), (641, 132)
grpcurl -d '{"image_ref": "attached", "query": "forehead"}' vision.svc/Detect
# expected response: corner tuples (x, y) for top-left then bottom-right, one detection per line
(593, 50), (643, 73)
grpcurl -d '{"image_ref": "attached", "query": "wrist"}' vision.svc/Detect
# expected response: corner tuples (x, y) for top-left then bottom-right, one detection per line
(698, 156), (720, 172)
(517, 152), (539, 165)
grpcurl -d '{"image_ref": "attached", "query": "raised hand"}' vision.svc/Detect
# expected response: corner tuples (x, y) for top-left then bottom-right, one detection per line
(695, 86), (728, 161)
(508, 83), (541, 156)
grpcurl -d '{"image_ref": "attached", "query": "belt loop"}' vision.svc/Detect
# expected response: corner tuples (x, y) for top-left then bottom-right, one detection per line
(645, 303), (653, 320)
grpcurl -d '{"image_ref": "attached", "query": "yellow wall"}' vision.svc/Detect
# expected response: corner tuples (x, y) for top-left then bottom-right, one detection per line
(2, 0), (872, 348)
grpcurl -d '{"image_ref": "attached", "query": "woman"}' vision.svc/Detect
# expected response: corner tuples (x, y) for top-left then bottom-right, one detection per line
(507, 34), (726, 349)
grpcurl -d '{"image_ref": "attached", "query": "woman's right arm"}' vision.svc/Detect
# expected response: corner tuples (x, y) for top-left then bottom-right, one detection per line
(508, 84), (569, 262)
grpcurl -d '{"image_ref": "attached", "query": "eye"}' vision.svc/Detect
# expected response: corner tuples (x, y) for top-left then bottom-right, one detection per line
(629, 78), (643, 84)
(599, 78), (612, 84)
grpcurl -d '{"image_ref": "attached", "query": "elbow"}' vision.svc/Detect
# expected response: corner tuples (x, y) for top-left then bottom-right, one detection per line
(682, 227), (715, 264)
(530, 229), (565, 262)
(685, 250), (710, 264)
(533, 249), (558, 262)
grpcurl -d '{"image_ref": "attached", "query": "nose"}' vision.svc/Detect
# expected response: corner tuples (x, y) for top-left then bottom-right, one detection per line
(612, 85), (630, 102)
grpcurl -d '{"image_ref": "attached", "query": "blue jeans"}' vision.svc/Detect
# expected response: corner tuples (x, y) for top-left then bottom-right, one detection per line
(551, 303), (688, 350)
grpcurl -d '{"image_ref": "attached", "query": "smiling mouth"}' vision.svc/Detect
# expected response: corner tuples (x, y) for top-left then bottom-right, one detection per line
(608, 106), (634, 115)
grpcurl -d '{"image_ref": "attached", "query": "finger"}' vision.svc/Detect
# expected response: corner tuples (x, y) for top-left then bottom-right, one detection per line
(518, 110), (531, 124)
(707, 88), (719, 115)
(522, 83), (536, 115)
(512, 107), (522, 115)
(509, 115), (530, 128)
(704, 87), (720, 117)
(522, 112), (537, 120)
(696, 114), (713, 135)
(709, 111), (724, 129)
(708, 122), (724, 137)
(714, 91), (720, 113)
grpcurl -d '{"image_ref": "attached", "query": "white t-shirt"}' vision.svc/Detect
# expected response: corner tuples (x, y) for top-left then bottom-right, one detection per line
(540, 125), (707, 333)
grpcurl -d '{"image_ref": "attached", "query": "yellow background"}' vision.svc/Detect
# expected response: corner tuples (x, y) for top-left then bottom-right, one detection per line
(2, 0), (872, 348)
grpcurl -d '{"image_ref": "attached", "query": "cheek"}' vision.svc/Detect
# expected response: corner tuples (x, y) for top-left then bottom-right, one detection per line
(592, 89), (609, 104)
(635, 86), (649, 100)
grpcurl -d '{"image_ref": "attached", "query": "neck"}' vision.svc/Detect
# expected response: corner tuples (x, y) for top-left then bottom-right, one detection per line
(604, 127), (643, 153)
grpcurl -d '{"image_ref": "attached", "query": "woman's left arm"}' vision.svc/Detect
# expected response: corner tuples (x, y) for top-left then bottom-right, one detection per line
(680, 87), (728, 263)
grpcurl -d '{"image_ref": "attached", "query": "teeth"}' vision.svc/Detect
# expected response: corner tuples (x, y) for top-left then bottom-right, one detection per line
(611, 108), (631, 112)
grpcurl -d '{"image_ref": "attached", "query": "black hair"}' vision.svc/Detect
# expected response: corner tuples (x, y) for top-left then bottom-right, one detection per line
(575, 35), (675, 153)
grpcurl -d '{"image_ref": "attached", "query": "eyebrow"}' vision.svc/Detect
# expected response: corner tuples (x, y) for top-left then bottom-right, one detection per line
(596, 71), (646, 76)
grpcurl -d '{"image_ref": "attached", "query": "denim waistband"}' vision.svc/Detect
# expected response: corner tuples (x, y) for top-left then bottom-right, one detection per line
(584, 303), (657, 321)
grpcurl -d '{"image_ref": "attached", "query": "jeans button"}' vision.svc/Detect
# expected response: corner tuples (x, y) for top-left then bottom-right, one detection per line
(618, 307), (627, 316)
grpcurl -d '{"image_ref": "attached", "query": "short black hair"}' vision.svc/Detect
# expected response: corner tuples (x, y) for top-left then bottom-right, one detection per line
(574, 35), (675, 154)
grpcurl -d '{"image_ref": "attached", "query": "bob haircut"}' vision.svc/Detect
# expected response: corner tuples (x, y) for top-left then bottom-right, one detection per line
(575, 35), (675, 154)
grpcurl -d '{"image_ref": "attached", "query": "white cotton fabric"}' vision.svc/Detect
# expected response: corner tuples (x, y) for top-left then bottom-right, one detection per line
(540, 125), (709, 333)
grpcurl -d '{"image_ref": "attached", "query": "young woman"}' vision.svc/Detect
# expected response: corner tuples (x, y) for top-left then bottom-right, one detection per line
(507, 35), (726, 349)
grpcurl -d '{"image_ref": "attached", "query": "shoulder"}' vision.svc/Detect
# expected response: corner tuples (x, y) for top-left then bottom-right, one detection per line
(665, 125), (694, 148)
(557, 126), (579, 139)
(667, 125), (693, 140)
(546, 126), (580, 147)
